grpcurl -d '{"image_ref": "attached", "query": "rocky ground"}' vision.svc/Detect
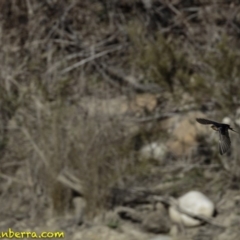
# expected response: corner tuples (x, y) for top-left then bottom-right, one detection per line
(2, 102), (240, 240)
(0, 1), (240, 240)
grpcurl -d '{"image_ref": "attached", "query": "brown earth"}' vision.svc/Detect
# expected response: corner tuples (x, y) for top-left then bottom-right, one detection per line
(0, 1), (240, 240)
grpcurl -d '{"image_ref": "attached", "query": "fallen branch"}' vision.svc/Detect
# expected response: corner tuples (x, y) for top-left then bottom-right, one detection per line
(57, 168), (83, 195)
(61, 45), (123, 74)
(97, 63), (163, 93)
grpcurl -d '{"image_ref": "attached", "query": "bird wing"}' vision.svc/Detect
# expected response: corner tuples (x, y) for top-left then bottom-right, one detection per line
(196, 118), (221, 125)
(218, 128), (231, 155)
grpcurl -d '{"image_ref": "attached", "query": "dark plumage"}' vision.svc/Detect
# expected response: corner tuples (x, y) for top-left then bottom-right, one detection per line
(196, 118), (238, 155)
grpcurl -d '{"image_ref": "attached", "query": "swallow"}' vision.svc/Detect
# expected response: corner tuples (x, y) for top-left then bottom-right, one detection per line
(196, 118), (238, 155)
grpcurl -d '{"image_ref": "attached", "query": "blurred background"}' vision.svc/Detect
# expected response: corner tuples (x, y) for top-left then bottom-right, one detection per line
(1, 0), (240, 239)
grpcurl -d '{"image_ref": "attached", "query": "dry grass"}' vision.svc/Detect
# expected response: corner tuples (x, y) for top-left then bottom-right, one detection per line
(0, 0), (240, 222)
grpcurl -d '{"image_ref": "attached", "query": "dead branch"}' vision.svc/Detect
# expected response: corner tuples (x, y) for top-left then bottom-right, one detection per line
(97, 63), (163, 93)
(61, 45), (123, 74)
(57, 168), (83, 195)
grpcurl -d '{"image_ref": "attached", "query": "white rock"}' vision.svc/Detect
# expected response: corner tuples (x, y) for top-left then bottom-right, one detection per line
(140, 142), (167, 161)
(169, 191), (215, 227)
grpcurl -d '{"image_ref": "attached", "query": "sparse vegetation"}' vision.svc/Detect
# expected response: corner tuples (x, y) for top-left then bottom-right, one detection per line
(1, 1), (240, 239)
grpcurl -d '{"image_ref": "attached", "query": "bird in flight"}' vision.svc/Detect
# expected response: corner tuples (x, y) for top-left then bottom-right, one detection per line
(196, 118), (238, 155)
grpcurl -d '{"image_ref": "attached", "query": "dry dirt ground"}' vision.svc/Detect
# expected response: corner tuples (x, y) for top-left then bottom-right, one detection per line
(1, 108), (240, 240)
(1, 1), (240, 240)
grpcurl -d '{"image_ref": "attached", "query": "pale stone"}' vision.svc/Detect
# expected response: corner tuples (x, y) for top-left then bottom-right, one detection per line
(140, 142), (167, 161)
(169, 191), (215, 227)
